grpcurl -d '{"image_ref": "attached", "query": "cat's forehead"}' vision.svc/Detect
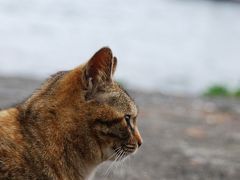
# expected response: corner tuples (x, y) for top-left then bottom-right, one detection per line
(106, 85), (138, 116)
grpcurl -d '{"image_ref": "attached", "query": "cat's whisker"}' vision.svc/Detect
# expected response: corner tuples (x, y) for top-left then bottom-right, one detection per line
(114, 148), (123, 160)
(125, 154), (132, 171)
(116, 149), (123, 159)
(116, 150), (125, 167)
(105, 147), (132, 177)
(114, 150), (127, 176)
(105, 147), (123, 176)
(107, 147), (121, 161)
(105, 158), (117, 176)
(105, 161), (115, 176)
(120, 151), (127, 166)
(120, 152), (127, 174)
(110, 149), (125, 173)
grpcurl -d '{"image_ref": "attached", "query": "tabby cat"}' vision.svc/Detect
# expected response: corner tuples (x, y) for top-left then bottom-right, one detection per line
(0, 47), (142, 180)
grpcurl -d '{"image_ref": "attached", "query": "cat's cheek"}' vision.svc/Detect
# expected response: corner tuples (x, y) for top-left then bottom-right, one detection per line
(102, 147), (115, 161)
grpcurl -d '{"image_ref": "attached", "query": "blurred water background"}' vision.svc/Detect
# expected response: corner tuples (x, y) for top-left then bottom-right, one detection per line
(0, 0), (240, 95)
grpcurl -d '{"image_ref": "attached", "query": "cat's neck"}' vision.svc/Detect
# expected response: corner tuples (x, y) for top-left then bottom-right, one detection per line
(18, 105), (102, 180)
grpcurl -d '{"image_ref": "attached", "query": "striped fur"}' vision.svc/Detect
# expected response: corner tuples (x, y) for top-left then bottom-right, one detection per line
(0, 47), (142, 180)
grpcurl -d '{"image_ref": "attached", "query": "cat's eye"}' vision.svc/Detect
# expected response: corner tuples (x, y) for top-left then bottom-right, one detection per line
(124, 115), (131, 122)
(124, 115), (135, 131)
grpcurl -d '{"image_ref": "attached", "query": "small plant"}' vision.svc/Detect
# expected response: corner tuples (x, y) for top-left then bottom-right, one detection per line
(234, 88), (240, 97)
(204, 85), (230, 97)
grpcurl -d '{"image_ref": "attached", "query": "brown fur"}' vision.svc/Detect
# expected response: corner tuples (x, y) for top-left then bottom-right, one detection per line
(0, 47), (142, 180)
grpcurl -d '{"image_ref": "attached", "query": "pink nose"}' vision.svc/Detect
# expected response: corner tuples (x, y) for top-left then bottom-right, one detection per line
(137, 140), (142, 147)
(134, 128), (143, 148)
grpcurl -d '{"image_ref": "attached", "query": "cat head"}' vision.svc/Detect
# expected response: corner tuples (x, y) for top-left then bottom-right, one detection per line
(26, 47), (143, 163)
(79, 47), (143, 161)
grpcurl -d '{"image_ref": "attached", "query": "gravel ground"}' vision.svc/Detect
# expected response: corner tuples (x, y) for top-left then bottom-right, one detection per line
(0, 77), (240, 180)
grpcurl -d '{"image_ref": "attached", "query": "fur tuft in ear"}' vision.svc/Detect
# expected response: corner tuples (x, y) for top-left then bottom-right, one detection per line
(83, 47), (117, 98)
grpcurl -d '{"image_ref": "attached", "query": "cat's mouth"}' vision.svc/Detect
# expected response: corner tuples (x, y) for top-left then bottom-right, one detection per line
(122, 144), (138, 154)
(111, 144), (137, 161)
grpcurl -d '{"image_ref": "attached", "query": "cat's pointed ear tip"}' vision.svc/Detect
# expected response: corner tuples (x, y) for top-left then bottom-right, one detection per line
(100, 46), (111, 51)
(98, 46), (113, 55)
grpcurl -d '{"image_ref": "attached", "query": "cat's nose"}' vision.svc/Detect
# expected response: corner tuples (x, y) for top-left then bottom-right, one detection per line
(134, 128), (143, 148)
(137, 140), (142, 148)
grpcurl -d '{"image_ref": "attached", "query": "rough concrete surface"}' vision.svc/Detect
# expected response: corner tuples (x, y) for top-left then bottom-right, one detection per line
(0, 77), (240, 180)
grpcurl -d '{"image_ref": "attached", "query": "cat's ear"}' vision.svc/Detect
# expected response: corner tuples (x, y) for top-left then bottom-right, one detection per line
(83, 47), (117, 97)
(112, 57), (118, 76)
